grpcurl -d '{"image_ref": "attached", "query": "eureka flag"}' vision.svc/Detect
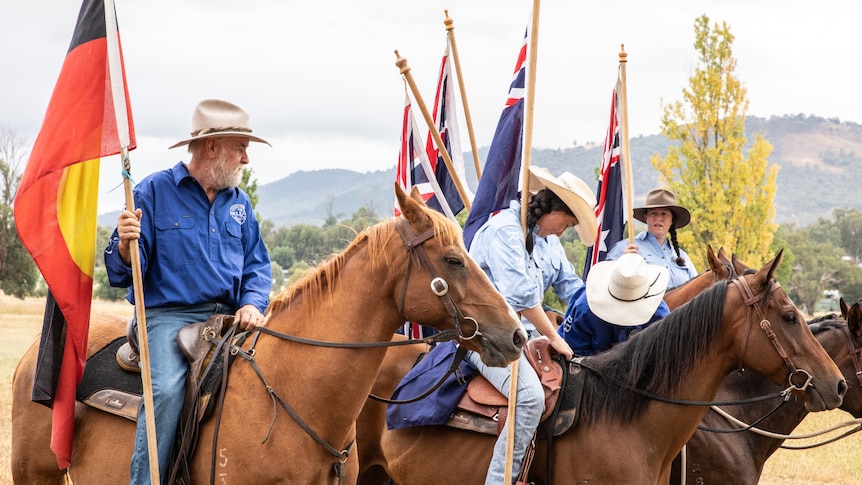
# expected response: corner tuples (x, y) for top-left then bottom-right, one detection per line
(14, 0), (135, 468)
(424, 40), (472, 217)
(583, 78), (624, 279)
(462, 29), (527, 249)
(394, 91), (458, 222)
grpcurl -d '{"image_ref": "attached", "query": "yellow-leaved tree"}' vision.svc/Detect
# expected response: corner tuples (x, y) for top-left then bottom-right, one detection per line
(651, 15), (778, 268)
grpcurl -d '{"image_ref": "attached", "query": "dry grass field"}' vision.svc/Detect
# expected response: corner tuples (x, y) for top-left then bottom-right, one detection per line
(1, 294), (860, 484)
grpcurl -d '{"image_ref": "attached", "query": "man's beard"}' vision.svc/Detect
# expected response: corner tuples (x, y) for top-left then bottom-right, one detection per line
(210, 152), (243, 190)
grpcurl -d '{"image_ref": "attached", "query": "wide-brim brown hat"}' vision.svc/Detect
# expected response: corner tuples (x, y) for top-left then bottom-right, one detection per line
(528, 166), (598, 246)
(169, 99), (271, 149)
(633, 188), (691, 228)
(586, 252), (669, 327)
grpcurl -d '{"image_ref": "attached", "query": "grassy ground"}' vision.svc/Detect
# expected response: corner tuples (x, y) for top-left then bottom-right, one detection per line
(1, 295), (860, 484)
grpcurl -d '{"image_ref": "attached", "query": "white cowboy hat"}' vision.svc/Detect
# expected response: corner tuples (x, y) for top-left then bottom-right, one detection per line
(586, 252), (669, 327)
(528, 166), (598, 246)
(169, 99), (271, 149)
(633, 188), (691, 228)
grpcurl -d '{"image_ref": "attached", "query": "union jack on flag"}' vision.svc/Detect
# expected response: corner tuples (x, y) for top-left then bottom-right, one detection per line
(583, 75), (625, 279)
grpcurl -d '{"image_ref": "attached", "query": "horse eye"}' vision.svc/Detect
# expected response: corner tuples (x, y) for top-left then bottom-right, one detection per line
(444, 257), (464, 268)
(783, 312), (798, 324)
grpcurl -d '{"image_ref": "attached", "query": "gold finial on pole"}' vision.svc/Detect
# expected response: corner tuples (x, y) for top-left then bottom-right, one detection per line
(394, 50), (473, 211)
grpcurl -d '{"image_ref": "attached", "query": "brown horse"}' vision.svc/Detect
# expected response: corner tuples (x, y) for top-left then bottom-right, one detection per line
(357, 251), (847, 485)
(663, 245), (734, 311)
(671, 297), (862, 485)
(10, 184), (526, 484)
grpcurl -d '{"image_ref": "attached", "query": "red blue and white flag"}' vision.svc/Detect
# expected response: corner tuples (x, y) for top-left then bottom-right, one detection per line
(394, 90), (458, 222)
(462, 28), (528, 249)
(424, 41), (472, 218)
(583, 76), (625, 279)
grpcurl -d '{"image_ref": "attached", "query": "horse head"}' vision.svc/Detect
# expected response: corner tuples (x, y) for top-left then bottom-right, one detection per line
(394, 184), (526, 367)
(727, 250), (847, 411)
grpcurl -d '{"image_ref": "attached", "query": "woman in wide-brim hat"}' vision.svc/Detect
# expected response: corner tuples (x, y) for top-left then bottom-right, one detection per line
(464, 165), (597, 483)
(606, 188), (698, 289)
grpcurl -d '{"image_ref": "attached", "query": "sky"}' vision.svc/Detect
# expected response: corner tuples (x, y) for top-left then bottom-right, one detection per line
(3, 0), (861, 214)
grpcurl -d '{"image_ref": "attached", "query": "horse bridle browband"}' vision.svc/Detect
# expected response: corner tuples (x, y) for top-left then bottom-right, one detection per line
(731, 275), (814, 393)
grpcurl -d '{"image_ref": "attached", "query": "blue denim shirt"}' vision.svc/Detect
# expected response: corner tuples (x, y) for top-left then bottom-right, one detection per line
(468, 201), (583, 333)
(606, 231), (698, 289)
(558, 286), (670, 356)
(104, 162), (271, 313)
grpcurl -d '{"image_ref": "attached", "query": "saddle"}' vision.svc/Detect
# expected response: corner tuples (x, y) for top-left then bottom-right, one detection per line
(446, 337), (584, 438)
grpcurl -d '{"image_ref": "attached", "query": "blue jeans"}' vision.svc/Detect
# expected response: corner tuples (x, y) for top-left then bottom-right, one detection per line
(467, 350), (543, 485)
(129, 303), (227, 485)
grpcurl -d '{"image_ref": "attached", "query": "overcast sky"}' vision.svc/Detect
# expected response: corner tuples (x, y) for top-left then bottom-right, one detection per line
(3, 1), (860, 214)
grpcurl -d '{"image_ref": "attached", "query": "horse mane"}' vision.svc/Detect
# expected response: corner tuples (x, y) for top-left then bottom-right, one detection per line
(809, 316), (844, 335)
(266, 208), (462, 318)
(579, 281), (729, 425)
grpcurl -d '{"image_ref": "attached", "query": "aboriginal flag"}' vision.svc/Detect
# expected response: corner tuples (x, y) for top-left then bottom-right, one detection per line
(14, 0), (135, 468)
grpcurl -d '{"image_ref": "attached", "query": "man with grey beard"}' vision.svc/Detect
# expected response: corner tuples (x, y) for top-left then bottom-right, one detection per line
(104, 99), (272, 485)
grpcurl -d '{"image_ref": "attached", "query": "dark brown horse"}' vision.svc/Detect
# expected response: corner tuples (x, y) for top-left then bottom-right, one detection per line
(671, 297), (862, 485)
(358, 251), (847, 484)
(11, 185), (526, 484)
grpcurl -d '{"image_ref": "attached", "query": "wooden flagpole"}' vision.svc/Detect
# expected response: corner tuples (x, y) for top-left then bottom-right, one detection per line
(508, 1), (542, 482)
(394, 50), (473, 212)
(618, 45), (636, 244)
(105, 1), (159, 480)
(444, 10), (483, 181)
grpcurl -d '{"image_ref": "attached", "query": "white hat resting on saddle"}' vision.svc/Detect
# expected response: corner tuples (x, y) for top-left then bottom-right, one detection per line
(528, 166), (598, 246)
(169, 99), (271, 149)
(586, 252), (669, 327)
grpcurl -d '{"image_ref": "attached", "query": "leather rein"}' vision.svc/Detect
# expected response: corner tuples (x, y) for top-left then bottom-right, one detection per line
(212, 216), (480, 484)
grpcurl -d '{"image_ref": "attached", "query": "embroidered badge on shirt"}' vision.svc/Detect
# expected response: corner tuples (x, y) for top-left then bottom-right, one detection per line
(230, 204), (247, 225)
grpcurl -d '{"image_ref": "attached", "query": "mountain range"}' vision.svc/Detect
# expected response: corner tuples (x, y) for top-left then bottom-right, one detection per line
(99, 114), (862, 229)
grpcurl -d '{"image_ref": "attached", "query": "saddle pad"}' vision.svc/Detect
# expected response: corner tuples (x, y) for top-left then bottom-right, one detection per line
(76, 337), (143, 420)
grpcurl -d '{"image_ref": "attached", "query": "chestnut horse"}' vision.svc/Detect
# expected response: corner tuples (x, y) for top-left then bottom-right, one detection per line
(10, 184), (526, 484)
(663, 245), (734, 311)
(671, 297), (862, 485)
(357, 251), (847, 484)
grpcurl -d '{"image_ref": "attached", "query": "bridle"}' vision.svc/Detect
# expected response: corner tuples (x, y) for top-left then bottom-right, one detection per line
(211, 216), (485, 484)
(838, 314), (862, 387)
(731, 275), (814, 393)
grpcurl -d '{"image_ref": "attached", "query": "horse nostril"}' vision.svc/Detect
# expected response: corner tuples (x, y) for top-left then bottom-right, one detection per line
(513, 329), (527, 349)
(838, 379), (848, 398)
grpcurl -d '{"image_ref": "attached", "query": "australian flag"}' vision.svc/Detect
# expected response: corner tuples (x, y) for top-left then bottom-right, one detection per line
(583, 77), (625, 279)
(462, 29), (528, 249)
(425, 41), (472, 217)
(394, 91), (458, 222)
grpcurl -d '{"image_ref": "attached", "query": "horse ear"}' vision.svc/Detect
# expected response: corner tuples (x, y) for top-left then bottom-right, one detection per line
(753, 249), (783, 289)
(840, 297), (850, 320)
(847, 299), (862, 339)
(706, 245), (721, 273)
(394, 183), (430, 224)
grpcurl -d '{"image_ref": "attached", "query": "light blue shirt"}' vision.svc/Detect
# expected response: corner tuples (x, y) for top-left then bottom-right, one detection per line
(104, 162), (272, 313)
(468, 200), (583, 333)
(606, 231), (698, 290)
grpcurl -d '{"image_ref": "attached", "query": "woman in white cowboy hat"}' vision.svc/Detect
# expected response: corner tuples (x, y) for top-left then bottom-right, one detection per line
(105, 99), (272, 485)
(558, 251), (670, 356)
(606, 188), (698, 289)
(466, 166), (597, 484)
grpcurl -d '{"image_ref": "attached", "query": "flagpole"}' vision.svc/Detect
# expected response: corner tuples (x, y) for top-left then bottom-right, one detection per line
(509, 1), (542, 482)
(105, 0), (160, 481)
(444, 10), (483, 181)
(618, 45), (636, 244)
(394, 50), (473, 212)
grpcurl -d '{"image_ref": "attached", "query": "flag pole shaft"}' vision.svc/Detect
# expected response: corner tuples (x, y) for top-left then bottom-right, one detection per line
(509, 1), (542, 482)
(121, 148), (161, 484)
(444, 10), (483, 181)
(395, 50), (473, 212)
(618, 45), (636, 244)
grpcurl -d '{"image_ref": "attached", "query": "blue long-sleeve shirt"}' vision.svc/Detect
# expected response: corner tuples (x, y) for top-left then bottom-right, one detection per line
(104, 162), (271, 313)
(606, 231), (698, 289)
(558, 286), (669, 356)
(468, 200), (583, 333)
